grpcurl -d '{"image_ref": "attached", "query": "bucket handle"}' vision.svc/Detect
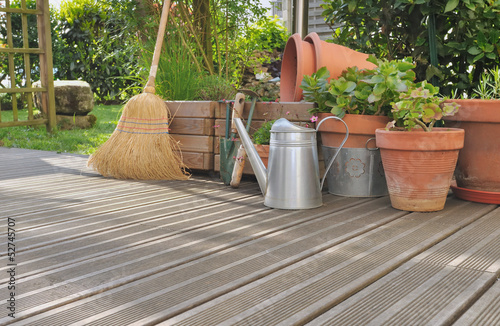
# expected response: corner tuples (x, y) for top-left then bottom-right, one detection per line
(316, 116), (349, 190)
(366, 137), (379, 151)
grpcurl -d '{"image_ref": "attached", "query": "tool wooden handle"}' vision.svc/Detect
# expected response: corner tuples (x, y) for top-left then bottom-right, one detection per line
(231, 93), (245, 134)
(144, 0), (172, 94)
(230, 145), (246, 188)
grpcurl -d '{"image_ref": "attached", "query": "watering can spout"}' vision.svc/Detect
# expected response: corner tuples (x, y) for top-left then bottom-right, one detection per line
(234, 118), (268, 195)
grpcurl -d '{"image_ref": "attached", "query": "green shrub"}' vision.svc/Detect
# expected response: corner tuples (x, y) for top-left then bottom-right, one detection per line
(321, 0), (500, 97)
(52, 0), (142, 103)
(194, 75), (236, 101)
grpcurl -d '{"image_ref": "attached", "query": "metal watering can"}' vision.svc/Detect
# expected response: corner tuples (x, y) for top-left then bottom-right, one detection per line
(234, 116), (348, 209)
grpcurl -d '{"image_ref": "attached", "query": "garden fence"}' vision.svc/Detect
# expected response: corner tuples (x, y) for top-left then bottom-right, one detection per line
(0, 0), (55, 131)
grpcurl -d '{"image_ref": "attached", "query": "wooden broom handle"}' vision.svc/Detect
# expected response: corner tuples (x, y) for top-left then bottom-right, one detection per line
(144, 0), (172, 94)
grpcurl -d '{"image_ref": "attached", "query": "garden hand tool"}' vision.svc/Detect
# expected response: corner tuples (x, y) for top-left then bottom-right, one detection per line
(220, 93), (245, 185)
(230, 89), (259, 188)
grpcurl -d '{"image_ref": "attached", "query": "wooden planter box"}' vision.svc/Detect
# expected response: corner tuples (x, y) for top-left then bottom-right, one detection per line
(167, 101), (217, 171)
(167, 100), (320, 174)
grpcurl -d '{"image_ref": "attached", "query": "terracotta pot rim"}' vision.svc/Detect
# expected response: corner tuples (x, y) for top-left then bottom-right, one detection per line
(280, 33), (315, 102)
(375, 127), (464, 134)
(443, 98), (500, 123)
(316, 112), (390, 120)
(303, 32), (322, 70)
(375, 127), (465, 151)
(316, 113), (391, 134)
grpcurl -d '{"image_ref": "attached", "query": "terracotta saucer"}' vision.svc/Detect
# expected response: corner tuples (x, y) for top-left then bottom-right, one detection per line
(450, 181), (500, 205)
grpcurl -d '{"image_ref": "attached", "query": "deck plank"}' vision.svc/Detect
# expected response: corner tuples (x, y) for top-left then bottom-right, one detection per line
(307, 207), (500, 325)
(0, 147), (498, 325)
(164, 199), (495, 325)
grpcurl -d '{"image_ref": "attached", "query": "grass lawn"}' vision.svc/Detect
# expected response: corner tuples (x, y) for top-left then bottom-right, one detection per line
(0, 105), (123, 155)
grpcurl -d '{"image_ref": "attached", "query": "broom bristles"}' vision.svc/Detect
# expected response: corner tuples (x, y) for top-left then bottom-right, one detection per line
(88, 92), (190, 180)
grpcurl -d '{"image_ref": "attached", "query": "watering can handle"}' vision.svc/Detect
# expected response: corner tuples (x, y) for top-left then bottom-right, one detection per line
(316, 116), (349, 190)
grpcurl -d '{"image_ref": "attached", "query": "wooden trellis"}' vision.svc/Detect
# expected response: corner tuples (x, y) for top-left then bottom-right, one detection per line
(0, 0), (56, 130)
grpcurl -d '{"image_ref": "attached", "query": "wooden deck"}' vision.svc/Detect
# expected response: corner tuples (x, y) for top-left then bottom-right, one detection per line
(0, 147), (499, 325)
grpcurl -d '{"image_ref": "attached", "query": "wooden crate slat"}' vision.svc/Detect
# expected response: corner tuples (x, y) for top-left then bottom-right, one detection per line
(215, 101), (316, 120)
(214, 119), (313, 137)
(179, 152), (214, 170)
(172, 135), (214, 153)
(166, 101), (216, 118)
(170, 118), (215, 136)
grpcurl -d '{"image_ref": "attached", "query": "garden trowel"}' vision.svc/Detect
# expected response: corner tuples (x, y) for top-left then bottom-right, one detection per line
(220, 93), (245, 185)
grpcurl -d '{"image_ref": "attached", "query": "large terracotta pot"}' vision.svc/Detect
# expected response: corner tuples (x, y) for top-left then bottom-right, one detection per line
(303, 32), (376, 83)
(443, 99), (500, 194)
(280, 32), (376, 102)
(317, 113), (390, 148)
(376, 128), (464, 212)
(280, 33), (316, 102)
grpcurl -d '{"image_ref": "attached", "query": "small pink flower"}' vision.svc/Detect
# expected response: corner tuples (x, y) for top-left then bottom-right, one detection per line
(310, 116), (318, 123)
(286, 111), (290, 115)
(213, 124), (220, 128)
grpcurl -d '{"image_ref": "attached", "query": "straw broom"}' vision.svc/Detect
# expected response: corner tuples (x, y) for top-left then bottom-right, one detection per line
(88, 0), (190, 180)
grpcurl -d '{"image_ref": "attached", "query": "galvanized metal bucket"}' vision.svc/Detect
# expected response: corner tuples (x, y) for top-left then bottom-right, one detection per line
(321, 138), (388, 197)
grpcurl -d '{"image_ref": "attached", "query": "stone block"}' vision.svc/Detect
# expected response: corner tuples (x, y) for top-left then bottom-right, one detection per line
(56, 114), (97, 130)
(33, 80), (94, 115)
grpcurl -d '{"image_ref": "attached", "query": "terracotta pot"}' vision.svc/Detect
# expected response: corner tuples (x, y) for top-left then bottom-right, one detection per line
(303, 32), (376, 82)
(255, 144), (270, 168)
(317, 113), (391, 148)
(376, 128), (464, 212)
(443, 99), (500, 193)
(280, 33), (316, 102)
(280, 32), (376, 102)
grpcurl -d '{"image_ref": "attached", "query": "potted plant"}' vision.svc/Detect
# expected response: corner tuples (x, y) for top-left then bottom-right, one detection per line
(300, 56), (416, 197)
(251, 119), (274, 167)
(376, 81), (463, 212)
(443, 67), (500, 203)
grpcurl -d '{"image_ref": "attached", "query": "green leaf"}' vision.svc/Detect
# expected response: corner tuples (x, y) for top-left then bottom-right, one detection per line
(366, 55), (378, 65)
(468, 46), (482, 55)
(365, 75), (385, 84)
(397, 61), (416, 71)
(324, 100), (337, 108)
(373, 83), (387, 96)
(444, 0), (459, 12)
(367, 93), (380, 103)
(422, 108), (436, 123)
(425, 65), (443, 81)
(486, 52), (497, 60)
(483, 44), (495, 53)
(348, 0), (357, 12)
(447, 41), (464, 50)
(315, 66), (330, 80)
(330, 106), (345, 118)
(344, 81), (357, 93)
(473, 53), (485, 62)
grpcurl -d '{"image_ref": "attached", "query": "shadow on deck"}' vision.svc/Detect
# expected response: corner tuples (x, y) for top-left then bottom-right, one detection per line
(0, 147), (499, 325)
